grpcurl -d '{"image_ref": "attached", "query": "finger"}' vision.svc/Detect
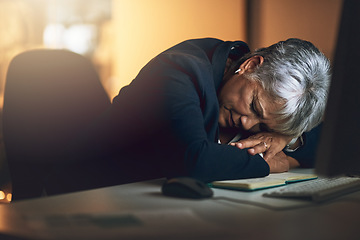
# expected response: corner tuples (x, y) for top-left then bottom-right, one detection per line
(248, 142), (268, 155)
(233, 138), (263, 149)
(263, 146), (284, 161)
(262, 149), (277, 161)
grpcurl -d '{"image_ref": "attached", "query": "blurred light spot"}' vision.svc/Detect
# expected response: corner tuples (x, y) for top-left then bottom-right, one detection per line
(63, 24), (97, 55)
(43, 23), (66, 48)
(0, 191), (5, 200)
(7, 193), (12, 202)
(43, 23), (97, 55)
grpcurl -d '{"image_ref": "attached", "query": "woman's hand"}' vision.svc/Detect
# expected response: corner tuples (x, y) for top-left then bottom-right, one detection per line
(230, 132), (292, 161)
(265, 151), (290, 173)
(287, 155), (300, 168)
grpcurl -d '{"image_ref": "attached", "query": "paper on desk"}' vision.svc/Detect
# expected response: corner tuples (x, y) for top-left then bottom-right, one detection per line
(23, 208), (230, 240)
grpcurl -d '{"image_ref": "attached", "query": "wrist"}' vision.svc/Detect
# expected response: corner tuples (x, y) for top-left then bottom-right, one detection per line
(284, 135), (304, 152)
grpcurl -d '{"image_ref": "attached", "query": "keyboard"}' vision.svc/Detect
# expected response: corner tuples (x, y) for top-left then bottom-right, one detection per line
(263, 176), (360, 202)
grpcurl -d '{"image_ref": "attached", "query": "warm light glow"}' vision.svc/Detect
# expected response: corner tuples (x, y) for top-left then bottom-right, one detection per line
(43, 23), (66, 49)
(43, 23), (97, 55)
(110, 0), (247, 99)
(0, 1), (343, 198)
(6, 193), (12, 202)
(63, 24), (97, 55)
(0, 191), (5, 200)
(250, 0), (342, 60)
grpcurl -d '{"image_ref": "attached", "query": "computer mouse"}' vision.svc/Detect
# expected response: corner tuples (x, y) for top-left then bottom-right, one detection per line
(161, 177), (214, 199)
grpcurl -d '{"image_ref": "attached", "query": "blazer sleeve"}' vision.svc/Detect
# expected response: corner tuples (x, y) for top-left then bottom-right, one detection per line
(159, 55), (270, 183)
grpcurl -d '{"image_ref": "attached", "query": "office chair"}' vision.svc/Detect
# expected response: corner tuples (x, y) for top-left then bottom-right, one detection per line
(2, 49), (111, 201)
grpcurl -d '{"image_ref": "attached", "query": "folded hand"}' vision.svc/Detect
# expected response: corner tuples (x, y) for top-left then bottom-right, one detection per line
(265, 151), (290, 173)
(230, 132), (291, 161)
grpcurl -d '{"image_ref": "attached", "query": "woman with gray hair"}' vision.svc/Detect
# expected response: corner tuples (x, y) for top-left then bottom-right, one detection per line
(223, 38), (331, 167)
(70, 37), (331, 189)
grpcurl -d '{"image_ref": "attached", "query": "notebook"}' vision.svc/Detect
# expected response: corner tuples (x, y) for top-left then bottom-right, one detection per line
(210, 172), (318, 191)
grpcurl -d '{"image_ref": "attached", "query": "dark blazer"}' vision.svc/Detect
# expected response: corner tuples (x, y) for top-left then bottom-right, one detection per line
(84, 38), (320, 185)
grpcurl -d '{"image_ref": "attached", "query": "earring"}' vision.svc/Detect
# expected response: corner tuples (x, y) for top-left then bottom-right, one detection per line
(235, 68), (241, 74)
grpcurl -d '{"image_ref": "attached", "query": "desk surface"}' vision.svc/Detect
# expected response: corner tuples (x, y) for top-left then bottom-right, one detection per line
(1, 169), (360, 240)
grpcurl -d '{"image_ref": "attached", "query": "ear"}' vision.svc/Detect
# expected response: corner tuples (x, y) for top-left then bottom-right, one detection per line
(238, 56), (264, 73)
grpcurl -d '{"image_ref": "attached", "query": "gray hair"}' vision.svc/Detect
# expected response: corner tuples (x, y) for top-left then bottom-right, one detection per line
(240, 38), (331, 137)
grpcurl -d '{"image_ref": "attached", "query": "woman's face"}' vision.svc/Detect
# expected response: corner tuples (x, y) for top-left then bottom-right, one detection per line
(218, 57), (282, 134)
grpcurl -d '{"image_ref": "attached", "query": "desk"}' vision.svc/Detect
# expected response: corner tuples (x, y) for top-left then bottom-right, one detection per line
(1, 169), (360, 240)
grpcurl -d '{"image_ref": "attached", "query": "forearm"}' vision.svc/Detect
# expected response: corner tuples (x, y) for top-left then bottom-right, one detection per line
(186, 142), (270, 183)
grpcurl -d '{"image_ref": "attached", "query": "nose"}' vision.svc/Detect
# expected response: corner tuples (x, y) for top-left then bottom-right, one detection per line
(240, 115), (260, 131)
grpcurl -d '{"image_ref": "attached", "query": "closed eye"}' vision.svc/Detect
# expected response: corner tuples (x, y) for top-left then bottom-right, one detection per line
(250, 98), (262, 118)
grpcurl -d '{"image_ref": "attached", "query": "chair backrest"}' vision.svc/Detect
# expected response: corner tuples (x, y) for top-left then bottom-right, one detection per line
(2, 49), (111, 201)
